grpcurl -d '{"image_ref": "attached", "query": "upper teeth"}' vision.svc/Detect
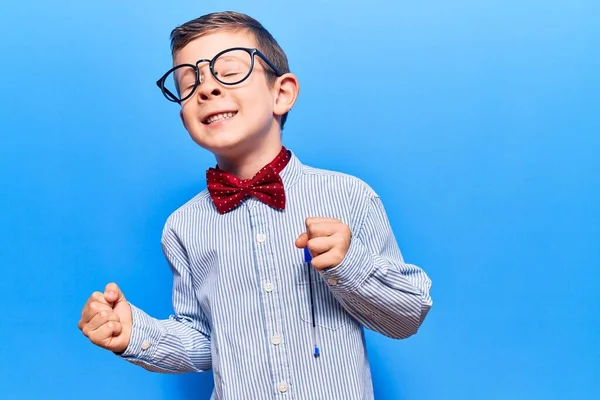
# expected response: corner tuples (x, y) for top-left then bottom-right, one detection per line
(207, 112), (235, 124)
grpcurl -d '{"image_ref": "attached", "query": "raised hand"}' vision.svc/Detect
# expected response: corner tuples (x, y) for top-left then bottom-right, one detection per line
(295, 217), (352, 270)
(78, 282), (132, 353)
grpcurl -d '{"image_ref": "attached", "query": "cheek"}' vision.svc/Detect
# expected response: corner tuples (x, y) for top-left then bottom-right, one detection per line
(239, 85), (273, 114)
(181, 106), (200, 126)
(243, 94), (274, 124)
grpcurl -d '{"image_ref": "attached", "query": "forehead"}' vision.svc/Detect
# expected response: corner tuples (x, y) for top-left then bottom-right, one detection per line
(173, 30), (259, 66)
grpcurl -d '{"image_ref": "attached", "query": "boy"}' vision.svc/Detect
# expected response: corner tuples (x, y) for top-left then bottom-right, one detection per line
(78, 11), (432, 400)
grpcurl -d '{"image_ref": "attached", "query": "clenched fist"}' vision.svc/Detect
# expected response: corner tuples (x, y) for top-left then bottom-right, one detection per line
(78, 282), (132, 353)
(295, 217), (352, 270)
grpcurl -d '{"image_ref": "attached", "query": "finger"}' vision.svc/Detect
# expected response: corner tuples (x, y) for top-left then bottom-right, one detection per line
(89, 320), (123, 345)
(80, 294), (112, 325)
(81, 292), (109, 315)
(79, 302), (114, 332)
(104, 282), (126, 306)
(84, 309), (120, 333)
(295, 232), (309, 248)
(311, 250), (345, 270)
(82, 301), (113, 328)
(305, 217), (340, 225)
(306, 221), (340, 238)
(307, 236), (335, 256)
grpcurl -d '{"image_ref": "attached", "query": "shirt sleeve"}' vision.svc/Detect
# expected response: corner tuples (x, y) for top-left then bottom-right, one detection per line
(116, 223), (212, 373)
(320, 194), (433, 339)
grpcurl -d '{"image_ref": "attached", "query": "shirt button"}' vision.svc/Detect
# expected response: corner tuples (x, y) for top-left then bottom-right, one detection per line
(256, 233), (266, 243)
(327, 278), (338, 286)
(271, 334), (282, 345)
(141, 340), (150, 350)
(278, 382), (289, 393)
(264, 282), (273, 292)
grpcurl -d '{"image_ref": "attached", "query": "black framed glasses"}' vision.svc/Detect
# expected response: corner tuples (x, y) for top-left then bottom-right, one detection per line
(156, 47), (282, 103)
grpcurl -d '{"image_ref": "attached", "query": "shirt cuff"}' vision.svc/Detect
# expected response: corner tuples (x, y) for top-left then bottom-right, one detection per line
(320, 238), (374, 293)
(116, 303), (166, 361)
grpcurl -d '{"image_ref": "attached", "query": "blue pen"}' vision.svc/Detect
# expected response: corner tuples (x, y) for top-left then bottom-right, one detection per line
(304, 246), (320, 358)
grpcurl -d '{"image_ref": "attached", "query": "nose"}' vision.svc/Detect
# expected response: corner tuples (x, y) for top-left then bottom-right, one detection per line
(196, 64), (222, 101)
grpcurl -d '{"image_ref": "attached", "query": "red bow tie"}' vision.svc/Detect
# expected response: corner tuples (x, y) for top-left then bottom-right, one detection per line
(206, 148), (291, 214)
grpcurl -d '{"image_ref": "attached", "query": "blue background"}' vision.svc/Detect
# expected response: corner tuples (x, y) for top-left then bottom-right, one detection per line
(1, 0), (598, 399)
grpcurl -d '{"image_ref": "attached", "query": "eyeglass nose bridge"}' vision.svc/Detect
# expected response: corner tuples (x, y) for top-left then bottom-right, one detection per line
(194, 58), (217, 87)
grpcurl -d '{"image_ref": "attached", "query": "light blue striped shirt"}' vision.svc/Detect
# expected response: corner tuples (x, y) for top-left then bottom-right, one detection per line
(119, 151), (433, 399)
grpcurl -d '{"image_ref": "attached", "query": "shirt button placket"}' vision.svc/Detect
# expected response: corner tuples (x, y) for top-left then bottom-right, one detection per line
(249, 203), (290, 394)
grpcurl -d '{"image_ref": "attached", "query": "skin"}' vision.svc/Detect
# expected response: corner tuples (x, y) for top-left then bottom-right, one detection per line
(176, 30), (296, 180)
(295, 217), (352, 271)
(78, 30), (352, 353)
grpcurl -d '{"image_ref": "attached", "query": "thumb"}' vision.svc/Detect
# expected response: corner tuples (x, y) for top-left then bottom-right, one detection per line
(104, 282), (126, 307)
(295, 232), (309, 249)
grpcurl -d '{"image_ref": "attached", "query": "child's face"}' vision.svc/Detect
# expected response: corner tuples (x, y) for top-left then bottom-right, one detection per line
(174, 30), (289, 159)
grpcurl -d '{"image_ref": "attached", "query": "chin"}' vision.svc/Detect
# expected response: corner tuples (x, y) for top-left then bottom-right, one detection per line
(187, 119), (272, 157)
(191, 134), (252, 156)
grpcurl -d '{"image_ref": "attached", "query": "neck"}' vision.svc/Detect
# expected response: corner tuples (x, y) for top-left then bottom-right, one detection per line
(215, 140), (283, 180)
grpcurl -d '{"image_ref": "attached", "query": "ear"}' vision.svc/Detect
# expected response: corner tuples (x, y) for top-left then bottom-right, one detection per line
(273, 73), (299, 118)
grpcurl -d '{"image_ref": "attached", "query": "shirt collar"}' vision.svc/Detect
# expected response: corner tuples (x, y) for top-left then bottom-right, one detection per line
(280, 149), (303, 192)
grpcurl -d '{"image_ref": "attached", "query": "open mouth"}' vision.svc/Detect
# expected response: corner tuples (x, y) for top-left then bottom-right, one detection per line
(203, 111), (238, 125)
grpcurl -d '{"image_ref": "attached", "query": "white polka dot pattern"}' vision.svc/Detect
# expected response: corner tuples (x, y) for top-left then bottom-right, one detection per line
(206, 147), (291, 214)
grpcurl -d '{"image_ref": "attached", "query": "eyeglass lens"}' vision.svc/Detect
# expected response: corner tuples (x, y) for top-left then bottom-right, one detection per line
(163, 49), (253, 101)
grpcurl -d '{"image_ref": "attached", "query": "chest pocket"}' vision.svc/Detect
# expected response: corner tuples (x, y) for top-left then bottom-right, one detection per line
(296, 262), (352, 331)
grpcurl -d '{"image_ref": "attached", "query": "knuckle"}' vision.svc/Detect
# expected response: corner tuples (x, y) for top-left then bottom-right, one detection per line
(91, 291), (103, 301)
(107, 321), (120, 332)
